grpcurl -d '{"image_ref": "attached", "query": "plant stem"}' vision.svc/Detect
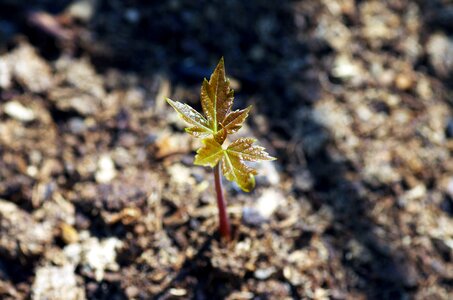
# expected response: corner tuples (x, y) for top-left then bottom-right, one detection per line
(213, 163), (231, 240)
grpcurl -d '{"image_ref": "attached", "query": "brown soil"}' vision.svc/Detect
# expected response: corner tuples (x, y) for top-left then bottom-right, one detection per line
(0, 0), (452, 299)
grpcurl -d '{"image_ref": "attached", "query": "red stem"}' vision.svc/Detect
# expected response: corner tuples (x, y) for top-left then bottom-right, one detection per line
(214, 163), (231, 240)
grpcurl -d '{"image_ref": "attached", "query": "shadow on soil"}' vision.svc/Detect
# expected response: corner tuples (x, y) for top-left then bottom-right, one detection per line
(85, 2), (417, 299)
(0, 0), (432, 299)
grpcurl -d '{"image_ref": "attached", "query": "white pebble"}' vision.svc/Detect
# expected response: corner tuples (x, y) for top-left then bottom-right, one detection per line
(95, 154), (116, 183)
(4, 101), (35, 122)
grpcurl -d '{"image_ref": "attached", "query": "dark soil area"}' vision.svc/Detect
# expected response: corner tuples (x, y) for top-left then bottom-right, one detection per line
(0, 0), (452, 299)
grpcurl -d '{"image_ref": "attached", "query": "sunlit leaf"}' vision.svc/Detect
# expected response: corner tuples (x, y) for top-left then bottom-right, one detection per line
(222, 151), (257, 192)
(200, 57), (234, 132)
(219, 138), (275, 192)
(221, 105), (252, 134)
(166, 98), (212, 138)
(227, 138), (276, 161)
(200, 79), (215, 128)
(194, 137), (224, 167)
(213, 128), (228, 144)
(166, 58), (277, 193)
(185, 127), (211, 138)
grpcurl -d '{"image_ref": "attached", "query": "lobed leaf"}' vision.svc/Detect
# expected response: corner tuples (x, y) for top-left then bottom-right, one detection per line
(194, 138), (224, 167)
(221, 105), (252, 134)
(219, 137), (275, 192)
(200, 57), (234, 132)
(166, 58), (277, 193)
(222, 151), (257, 192)
(200, 79), (216, 128)
(213, 128), (228, 144)
(166, 98), (212, 138)
(227, 138), (276, 162)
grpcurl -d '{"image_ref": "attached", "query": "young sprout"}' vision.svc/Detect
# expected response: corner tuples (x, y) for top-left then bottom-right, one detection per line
(166, 58), (276, 240)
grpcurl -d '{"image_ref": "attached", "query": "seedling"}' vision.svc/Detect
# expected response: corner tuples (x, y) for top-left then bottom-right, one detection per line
(166, 58), (276, 240)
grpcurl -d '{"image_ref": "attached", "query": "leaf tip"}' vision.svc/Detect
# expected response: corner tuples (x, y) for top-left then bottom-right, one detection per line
(166, 98), (178, 109)
(216, 57), (225, 70)
(240, 174), (255, 193)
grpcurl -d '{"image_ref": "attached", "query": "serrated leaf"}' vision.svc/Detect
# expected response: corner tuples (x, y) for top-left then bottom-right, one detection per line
(220, 137), (275, 192)
(222, 151), (257, 192)
(213, 128), (227, 144)
(221, 105), (252, 134)
(200, 79), (215, 128)
(194, 138), (224, 167)
(227, 138), (276, 161)
(200, 57), (234, 132)
(185, 127), (211, 138)
(166, 58), (277, 193)
(166, 98), (212, 138)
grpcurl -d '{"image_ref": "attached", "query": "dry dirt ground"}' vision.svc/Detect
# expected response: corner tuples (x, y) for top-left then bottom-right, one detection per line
(0, 0), (452, 299)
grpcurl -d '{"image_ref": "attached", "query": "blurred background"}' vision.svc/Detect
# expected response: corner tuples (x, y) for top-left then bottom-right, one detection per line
(0, 0), (452, 299)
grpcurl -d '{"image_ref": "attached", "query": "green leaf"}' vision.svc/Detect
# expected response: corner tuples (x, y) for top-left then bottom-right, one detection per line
(220, 105), (252, 134)
(227, 138), (276, 161)
(193, 136), (275, 192)
(194, 138), (224, 167)
(200, 57), (234, 133)
(213, 128), (228, 144)
(166, 58), (277, 193)
(166, 98), (212, 138)
(222, 151), (257, 192)
(200, 79), (215, 129)
(220, 137), (275, 192)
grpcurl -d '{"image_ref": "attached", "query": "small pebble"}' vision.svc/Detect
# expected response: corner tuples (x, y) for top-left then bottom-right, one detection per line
(242, 207), (265, 226)
(67, 0), (95, 22)
(68, 118), (86, 134)
(95, 155), (116, 183)
(254, 267), (276, 280)
(255, 189), (284, 219)
(331, 55), (361, 81)
(0, 56), (12, 89)
(242, 189), (285, 225)
(256, 160), (280, 186)
(427, 33), (453, 78)
(32, 265), (85, 300)
(125, 286), (139, 298)
(169, 288), (187, 296)
(395, 73), (412, 91)
(4, 101), (35, 122)
(60, 223), (79, 244)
